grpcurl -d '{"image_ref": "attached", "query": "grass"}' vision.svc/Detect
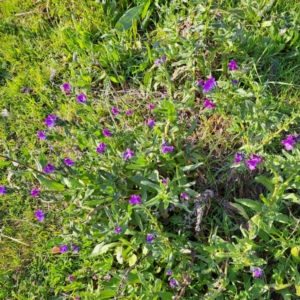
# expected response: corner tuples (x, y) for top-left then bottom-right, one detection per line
(1, 0), (300, 299)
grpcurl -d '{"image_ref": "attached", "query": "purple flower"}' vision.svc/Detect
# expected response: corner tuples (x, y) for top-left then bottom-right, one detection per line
(228, 60), (238, 71)
(198, 79), (204, 86)
(48, 145), (53, 149)
(64, 158), (75, 166)
(96, 142), (107, 153)
(166, 270), (172, 276)
(75, 296), (80, 300)
(181, 193), (187, 199)
(35, 210), (44, 222)
(204, 99), (216, 109)
(232, 80), (239, 85)
(234, 152), (244, 163)
(149, 104), (154, 110)
(37, 131), (47, 140)
(0, 186), (7, 195)
(112, 107), (119, 115)
(251, 267), (263, 278)
(245, 154), (263, 171)
(60, 245), (69, 253)
(122, 148), (135, 160)
(169, 278), (176, 288)
(250, 154), (263, 164)
(68, 276), (75, 282)
(72, 244), (80, 252)
(62, 83), (71, 91)
(77, 94), (86, 103)
(126, 110), (133, 116)
(154, 58), (161, 65)
(282, 134), (296, 151)
(62, 83), (71, 95)
(154, 55), (166, 65)
(44, 114), (57, 129)
(43, 163), (55, 174)
(161, 142), (174, 154)
(146, 234), (155, 243)
(129, 195), (141, 205)
(115, 227), (122, 233)
(203, 77), (216, 93)
(147, 118), (155, 127)
(162, 179), (167, 184)
(103, 128), (112, 137)
(31, 187), (40, 197)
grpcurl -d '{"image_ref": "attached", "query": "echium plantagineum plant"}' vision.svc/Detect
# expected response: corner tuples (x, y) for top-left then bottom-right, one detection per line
(2, 54), (298, 299)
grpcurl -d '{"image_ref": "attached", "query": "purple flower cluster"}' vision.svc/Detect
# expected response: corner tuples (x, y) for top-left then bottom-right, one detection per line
(129, 195), (141, 205)
(60, 245), (69, 253)
(204, 98), (216, 109)
(154, 54), (167, 65)
(114, 227), (122, 233)
(146, 234), (155, 243)
(44, 114), (57, 129)
(43, 163), (55, 174)
(281, 134), (299, 151)
(77, 93), (86, 103)
(251, 267), (263, 278)
(112, 107), (119, 115)
(35, 210), (44, 222)
(147, 118), (155, 127)
(0, 186), (7, 195)
(103, 128), (112, 137)
(37, 130), (47, 140)
(169, 278), (177, 288)
(201, 77), (216, 93)
(122, 148), (135, 160)
(126, 110), (133, 116)
(31, 187), (40, 197)
(228, 60), (238, 71)
(96, 143), (107, 153)
(161, 142), (174, 154)
(234, 153), (263, 171)
(64, 158), (75, 166)
(61, 83), (71, 95)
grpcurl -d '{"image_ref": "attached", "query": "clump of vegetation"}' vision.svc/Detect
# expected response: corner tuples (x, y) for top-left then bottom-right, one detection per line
(1, 0), (300, 299)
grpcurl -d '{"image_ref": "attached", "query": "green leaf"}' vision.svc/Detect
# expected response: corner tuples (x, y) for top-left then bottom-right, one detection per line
(158, 292), (173, 300)
(90, 242), (120, 257)
(235, 198), (263, 212)
(141, 180), (161, 192)
(128, 254), (137, 267)
(180, 162), (203, 172)
(229, 202), (249, 219)
(115, 5), (143, 31)
(36, 175), (65, 191)
(115, 246), (123, 264)
(99, 290), (116, 299)
(255, 176), (274, 193)
(0, 161), (11, 167)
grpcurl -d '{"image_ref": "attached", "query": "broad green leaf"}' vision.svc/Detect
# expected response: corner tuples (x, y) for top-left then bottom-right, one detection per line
(115, 246), (123, 264)
(115, 5), (143, 31)
(158, 292), (173, 300)
(36, 175), (65, 191)
(90, 242), (120, 257)
(180, 162), (203, 172)
(255, 176), (274, 193)
(128, 254), (137, 267)
(99, 290), (116, 299)
(0, 161), (10, 167)
(141, 180), (161, 192)
(235, 198), (263, 212)
(229, 202), (249, 219)
(145, 195), (161, 207)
